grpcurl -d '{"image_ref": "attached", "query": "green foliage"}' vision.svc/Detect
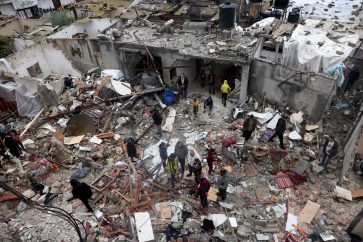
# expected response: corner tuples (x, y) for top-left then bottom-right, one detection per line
(0, 36), (13, 58)
(50, 12), (71, 27)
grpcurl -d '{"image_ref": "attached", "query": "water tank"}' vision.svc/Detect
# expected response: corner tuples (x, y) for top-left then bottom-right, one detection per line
(219, 2), (236, 29)
(274, 0), (289, 9)
(287, 8), (300, 23)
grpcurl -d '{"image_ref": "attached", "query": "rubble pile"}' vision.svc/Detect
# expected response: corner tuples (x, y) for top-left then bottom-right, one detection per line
(0, 70), (362, 242)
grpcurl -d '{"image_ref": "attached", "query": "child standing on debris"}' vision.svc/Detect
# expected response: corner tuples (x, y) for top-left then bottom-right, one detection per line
(159, 142), (169, 168)
(217, 168), (229, 201)
(320, 135), (339, 168)
(204, 96), (213, 115)
(193, 158), (202, 184)
(166, 153), (179, 188)
(198, 175), (211, 209)
(206, 147), (216, 174)
(193, 98), (200, 117)
(152, 109), (163, 138)
(67, 179), (93, 212)
(220, 80), (231, 107)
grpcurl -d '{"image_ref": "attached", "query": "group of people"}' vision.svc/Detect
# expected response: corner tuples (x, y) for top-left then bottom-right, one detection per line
(158, 140), (229, 209)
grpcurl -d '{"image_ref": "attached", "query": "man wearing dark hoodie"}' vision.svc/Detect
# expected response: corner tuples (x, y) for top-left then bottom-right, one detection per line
(268, 115), (287, 149)
(174, 141), (188, 178)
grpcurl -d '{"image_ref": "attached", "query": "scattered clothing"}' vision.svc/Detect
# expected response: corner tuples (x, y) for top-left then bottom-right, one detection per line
(70, 167), (91, 181)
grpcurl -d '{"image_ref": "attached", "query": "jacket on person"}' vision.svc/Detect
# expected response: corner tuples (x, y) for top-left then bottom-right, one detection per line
(193, 160), (202, 177)
(220, 80), (231, 94)
(243, 117), (257, 132)
(275, 118), (286, 134)
(152, 111), (163, 125)
(3, 135), (22, 157)
(166, 156), (179, 174)
(159, 144), (168, 160)
(204, 96), (213, 108)
(177, 76), (189, 88)
(198, 178), (211, 198)
(70, 180), (93, 200)
(208, 73), (216, 85)
(186, 149), (201, 166)
(217, 174), (229, 190)
(323, 139), (339, 157)
(175, 141), (188, 161)
(207, 149), (214, 163)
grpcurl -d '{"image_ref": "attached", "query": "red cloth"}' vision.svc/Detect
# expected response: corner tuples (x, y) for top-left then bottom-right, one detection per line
(198, 178), (210, 198)
(222, 137), (237, 147)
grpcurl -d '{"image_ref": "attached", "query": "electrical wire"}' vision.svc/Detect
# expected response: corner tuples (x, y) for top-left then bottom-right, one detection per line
(0, 182), (87, 242)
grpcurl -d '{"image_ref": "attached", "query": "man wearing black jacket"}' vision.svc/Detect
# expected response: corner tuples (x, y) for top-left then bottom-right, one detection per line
(152, 109), (163, 138)
(67, 180), (93, 212)
(320, 135), (339, 168)
(268, 116), (286, 149)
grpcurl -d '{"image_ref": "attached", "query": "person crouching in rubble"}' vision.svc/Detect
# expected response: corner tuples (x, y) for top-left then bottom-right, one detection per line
(175, 141), (188, 178)
(217, 168), (229, 201)
(242, 114), (257, 141)
(151, 109), (163, 138)
(166, 153), (179, 188)
(64, 74), (73, 88)
(320, 135), (339, 168)
(126, 138), (138, 163)
(197, 174), (211, 209)
(67, 179), (93, 212)
(1, 132), (24, 172)
(268, 115), (287, 149)
(204, 96), (213, 115)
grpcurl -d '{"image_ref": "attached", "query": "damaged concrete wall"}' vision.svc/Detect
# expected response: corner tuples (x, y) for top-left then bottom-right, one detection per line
(0, 43), (81, 78)
(99, 41), (120, 70)
(0, 18), (49, 37)
(249, 58), (336, 122)
(48, 39), (97, 73)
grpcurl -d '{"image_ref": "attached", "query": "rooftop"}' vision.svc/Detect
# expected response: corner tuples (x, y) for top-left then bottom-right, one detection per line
(47, 18), (119, 39)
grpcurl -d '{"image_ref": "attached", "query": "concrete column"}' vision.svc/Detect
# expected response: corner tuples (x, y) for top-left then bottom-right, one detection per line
(239, 63), (250, 102)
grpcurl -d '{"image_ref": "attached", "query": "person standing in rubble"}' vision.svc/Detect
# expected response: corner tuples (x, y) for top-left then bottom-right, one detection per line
(207, 70), (216, 95)
(268, 115), (286, 149)
(242, 114), (257, 141)
(344, 65), (360, 93)
(166, 153), (179, 188)
(206, 147), (216, 174)
(1, 132), (24, 172)
(217, 168), (229, 201)
(186, 148), (201, 177)
(220, 80), (231, 107)
(204, 96), (213, 115)
(8, 129), (25, 151)
(200, 69), (206, 88)
(197, 175), (211, 209)
(67, 179), (93, 212)
(64, 74), (73, 88)
(125, 138), (138, 163)
(175, 141), (188, 178)
(159, 142), (169, 168)
(320, 135), (339, 168)
(152, 109), (163, 138)
(193, 98), (200, 117)
(177, 73), (189, 99)
(193, 158), (202, 184)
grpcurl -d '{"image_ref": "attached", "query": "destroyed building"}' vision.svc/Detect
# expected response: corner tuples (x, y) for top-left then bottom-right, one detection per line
(1, 0), (363, 242)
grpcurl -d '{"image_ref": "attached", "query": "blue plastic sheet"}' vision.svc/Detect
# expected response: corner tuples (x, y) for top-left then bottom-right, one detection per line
(325, 62), (345, 87)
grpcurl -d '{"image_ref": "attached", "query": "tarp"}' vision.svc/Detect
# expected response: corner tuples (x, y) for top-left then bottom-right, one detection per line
(0, 82), (42, 117)
(282, 25), (359, 73)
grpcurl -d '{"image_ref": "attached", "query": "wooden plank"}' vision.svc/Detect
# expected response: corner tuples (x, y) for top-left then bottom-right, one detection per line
(298, 200), (321, 224)
(352, 189), (363, 198)
(20, 108), (45, 138)
(113, 189), (131, 203)
(159, 201), (172, 219)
